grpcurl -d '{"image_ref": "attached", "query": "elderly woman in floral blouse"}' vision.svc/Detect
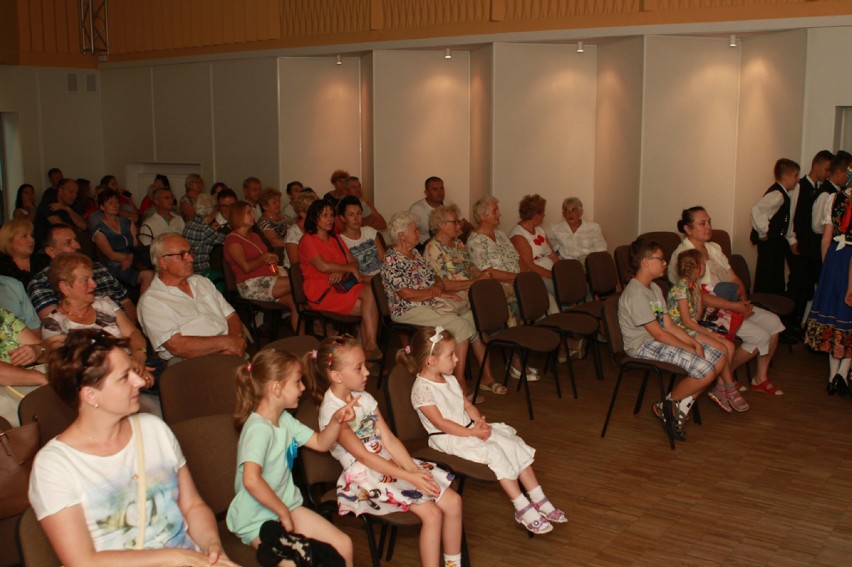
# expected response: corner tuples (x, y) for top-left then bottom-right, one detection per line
(382, 211), (504, 396)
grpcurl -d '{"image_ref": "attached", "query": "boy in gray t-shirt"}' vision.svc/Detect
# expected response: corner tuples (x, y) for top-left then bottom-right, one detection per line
(617, 239), (724, 440)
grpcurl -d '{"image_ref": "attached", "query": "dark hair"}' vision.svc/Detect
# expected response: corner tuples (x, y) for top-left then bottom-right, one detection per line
(154, 174), (171, 189)
(330, 170), (349, 184)
(15, 184), (34, 209)
(211, 182), (228, 195)
(677, 206), (706, 234)
(304, 199), (334, 235)
(424, 176), (442, 189)
(773, 158), (800, 180)
(216, 188), (238, 203)
(628, 238), (662, 274)
(396, 326), (456, 376)
(44, 223), (74, 249)
(337, 195), (362, 216)
(302, 335), (361, 405)
(286, 181), (303, 197)
(830, 153), (852, 175)
(234, 349), (302, 427)
(813, 150), (834, 167)
(47, 167), (62, 178)
(98, 188), (120, 207)
(518, 194), (546, 221)
(99, 175), (116, 187)
(48, 329), (129, 406)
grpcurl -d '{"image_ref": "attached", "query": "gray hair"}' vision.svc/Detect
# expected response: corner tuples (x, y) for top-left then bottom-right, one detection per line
(428, 204), (461, 233)
(386, 211), (418, 245)
(194, 193), (216, 217)
(184, 173), (202, 191)
(562, 197), (583, 211)
(472, 195), (499, 226)
(149, 232), (184, 270)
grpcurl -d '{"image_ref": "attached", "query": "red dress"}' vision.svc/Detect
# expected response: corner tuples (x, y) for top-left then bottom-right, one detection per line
(298, 233), (362, 314)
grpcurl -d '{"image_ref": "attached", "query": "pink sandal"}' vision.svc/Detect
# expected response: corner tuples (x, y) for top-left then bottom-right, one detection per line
(532, 498), (567, 523)
(750, 379), (784, 397)
(515, 503), (553, 534)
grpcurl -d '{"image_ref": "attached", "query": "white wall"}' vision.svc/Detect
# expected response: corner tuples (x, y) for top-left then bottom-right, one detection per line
(492, 43), (597, 231)
(372, 50), (472, 220)
(735, 30), (806, 265)
(594, 37), (644, 251)
(469, 45), (493, 212)
(641, 36), (741, 237)
(101, 66), (156, 180)
(278, 56), (362, 193)
(803, 27), (852, 158)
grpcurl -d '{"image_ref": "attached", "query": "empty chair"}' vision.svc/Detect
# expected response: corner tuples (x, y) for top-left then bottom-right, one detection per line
(729, 254), (795, 318)
(17, 385), (77, 447)
(585, 251), (620, 300)
(469, 279), (562, 420)
(613, 244), (631, 288)
(552, 258), (604, 321)
(158, 354), (245, 425)
(169, 414), (256, 566)
(514, 271), (603, 388)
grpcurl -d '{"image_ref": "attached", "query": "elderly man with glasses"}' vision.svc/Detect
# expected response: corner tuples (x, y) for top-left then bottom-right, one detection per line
(138, 233), (245, 364)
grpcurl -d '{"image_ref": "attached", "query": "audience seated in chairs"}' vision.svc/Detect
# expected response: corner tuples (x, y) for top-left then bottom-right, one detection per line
(182, 193), (226, 289)
(92, 189), (154, 293)
(509, 194), (561, 300)
(284, 191), (318, 268)
(547, 196), (607, 263)
(337, 195), (385, 279)
(0, 218), (45, 288)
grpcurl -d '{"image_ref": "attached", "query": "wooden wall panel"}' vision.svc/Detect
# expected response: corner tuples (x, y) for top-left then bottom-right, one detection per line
(65, 0), (80, 55)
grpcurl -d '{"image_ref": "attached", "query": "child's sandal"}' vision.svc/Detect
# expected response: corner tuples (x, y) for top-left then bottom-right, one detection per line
(532, 498), (568, 523)
(514, 503), (553, 534)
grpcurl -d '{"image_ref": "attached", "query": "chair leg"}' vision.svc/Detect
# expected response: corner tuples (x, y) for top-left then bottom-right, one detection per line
(519, 350), (535, 420)
(376, 328), (388, 390)
(633, 371), (650, 414)
(470, 344), (493, 404)
(560, 339), (574, 399)
(384, 525), (397, 561)
(362, 517), (382, 567)
(590, 335), (604, 380)
(601, 368), (626, 437)
(655, 368), (676, 450)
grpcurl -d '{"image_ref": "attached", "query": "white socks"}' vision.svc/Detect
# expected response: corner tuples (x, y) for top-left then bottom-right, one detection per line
(443, 553), (461, 567)
(839, 358), (851, 382)
(527, 485), (555, 515)
(830, 357), (841, 382)
(511, 494), (540, 524)
(665, 394), (694, 416)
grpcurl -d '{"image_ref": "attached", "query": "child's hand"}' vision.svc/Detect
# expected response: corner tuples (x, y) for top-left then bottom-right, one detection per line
(279, 511), (294, 532)
(333, 395), (360, 423)
(472, 417), (491, 440)
(407, 470), (440, 497)
(692, 342), (705, 358)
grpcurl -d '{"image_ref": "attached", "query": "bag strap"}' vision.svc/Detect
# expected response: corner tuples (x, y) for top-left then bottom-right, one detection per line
(132, 415), (147, 549)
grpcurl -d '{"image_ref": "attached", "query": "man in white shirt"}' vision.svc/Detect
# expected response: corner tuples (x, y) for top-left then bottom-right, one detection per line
(812, 152), (852, 237)
(409, 176), (468, 244)
(242, 176), (262, 220)
(138, 233), (245, 363)
(750, 158), (800, 295)
(139, 188), (185, 246)
(547, 197), (607, 263)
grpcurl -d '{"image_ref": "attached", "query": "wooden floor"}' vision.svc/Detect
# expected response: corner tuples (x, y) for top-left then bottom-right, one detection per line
(327, 342), (852, 566)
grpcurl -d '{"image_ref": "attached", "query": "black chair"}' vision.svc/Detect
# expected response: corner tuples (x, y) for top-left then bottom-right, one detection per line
(552, 258), (604, 321)
(637, 231), (682, 265)
(288, 263), (361, 338)
(585, 251), (620, 300)
(729, 254), (795, 318)
(158, 354), (245, 425)
(514, 271), (603, 390)
(469, 279), (561, 420)
(599, 295), (701, 450)
(371, 275), (419, 387)
(613, 244), (631, 288)
(261, 335), (320, 359)
(222, 259), (290, 346)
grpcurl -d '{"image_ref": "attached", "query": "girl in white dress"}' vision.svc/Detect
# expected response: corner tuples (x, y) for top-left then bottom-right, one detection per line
(306, 334), (464, 567)
(401, 326), (566, 535)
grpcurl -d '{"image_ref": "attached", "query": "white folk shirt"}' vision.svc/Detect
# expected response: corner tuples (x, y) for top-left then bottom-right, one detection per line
(750, 184), (798, 246)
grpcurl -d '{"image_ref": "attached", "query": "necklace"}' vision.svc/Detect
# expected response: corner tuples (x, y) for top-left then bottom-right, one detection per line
(59, 302), (92, 320)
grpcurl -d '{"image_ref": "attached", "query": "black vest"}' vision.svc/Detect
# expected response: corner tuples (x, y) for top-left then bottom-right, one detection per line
(750, 184), (790, 245)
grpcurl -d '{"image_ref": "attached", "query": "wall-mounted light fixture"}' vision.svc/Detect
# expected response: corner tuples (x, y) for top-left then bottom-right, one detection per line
(336, 55), (342, 65)
(729, 35), (737, 48)
(445, 48), (452, 59)
(577, 41), (584, 53)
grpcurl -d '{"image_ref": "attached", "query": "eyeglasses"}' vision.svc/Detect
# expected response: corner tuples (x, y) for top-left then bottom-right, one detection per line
(648, 256), (667, 263)
(443, 219), (461, 225)
(160, 249), (194, 260)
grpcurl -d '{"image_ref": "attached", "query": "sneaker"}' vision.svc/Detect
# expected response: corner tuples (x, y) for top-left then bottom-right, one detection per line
(652, 400), (686, 441)
(514, 503), (553, 534)
(707, 385), (733, 414)
(510, 365), (540, 382)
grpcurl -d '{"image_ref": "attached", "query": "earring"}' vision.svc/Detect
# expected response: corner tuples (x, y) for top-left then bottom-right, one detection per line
(93, 403), (99, 409)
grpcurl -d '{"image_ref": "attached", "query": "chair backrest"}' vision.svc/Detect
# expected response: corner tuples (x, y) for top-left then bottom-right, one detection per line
(585, 251), (619, 299)
(17, 386), (77, 447)
(729, 254), (752, 294)
(222, 257), (238, 295)
(514, 272), (549, 323)
(637, 231), (682, 264)
(552, 259), (588, 308)
(287, 262), (309, 311)
(16, 508), (60, 567)
(613, 245), (631, 288)
(159, 354), (245, 425)
(383, 365), (428, 448)
(169, 414), (239, 517)
(710, 229), (732, 259)
(469, 279), (510, 335)
(601, 294), (626, 359)
(370, 273), (393, 323)
(293, 401), (342, 488)
(262, 335), (320, 359)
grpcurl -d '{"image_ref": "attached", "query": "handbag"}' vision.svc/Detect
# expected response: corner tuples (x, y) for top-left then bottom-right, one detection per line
(0, 419), (40, 519)
(432, 294), (471, 316)
(332, 271), (358, 293)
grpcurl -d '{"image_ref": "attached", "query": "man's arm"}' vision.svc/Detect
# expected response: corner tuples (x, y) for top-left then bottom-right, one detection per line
(163, 332), (245, 359)
(120, 298), (138, 326)
(362, 201), (387, 230)
(751, 191), (782, 240)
